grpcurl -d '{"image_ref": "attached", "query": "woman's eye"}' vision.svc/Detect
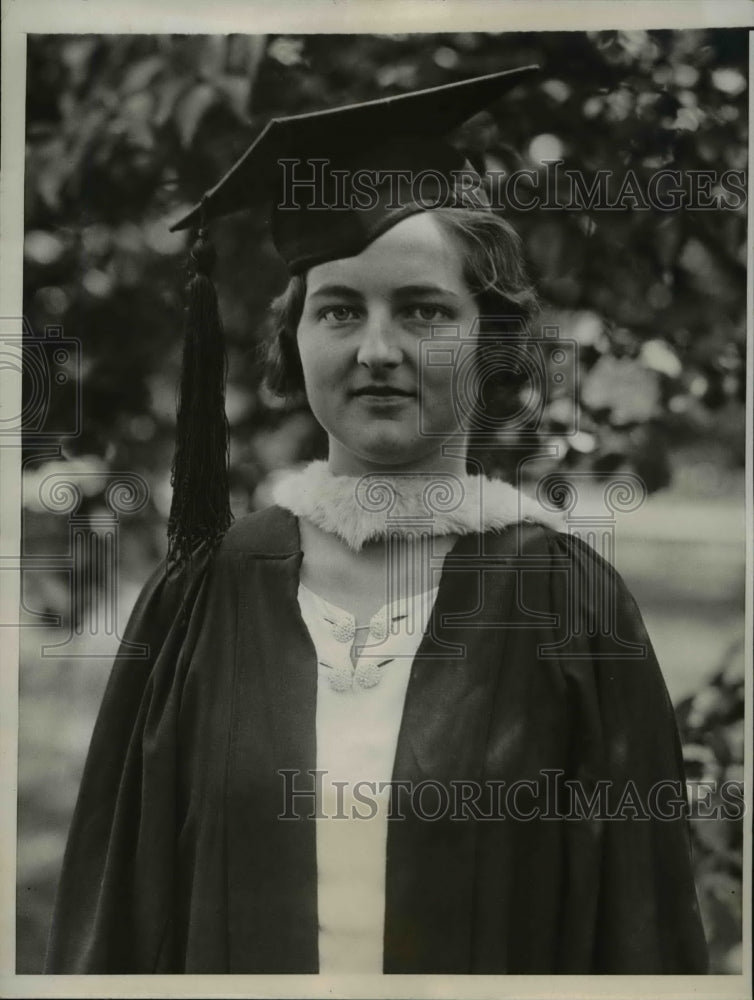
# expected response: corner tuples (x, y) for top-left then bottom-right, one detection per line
(319, 305), (360, 323)
(405, 304), (452, 322)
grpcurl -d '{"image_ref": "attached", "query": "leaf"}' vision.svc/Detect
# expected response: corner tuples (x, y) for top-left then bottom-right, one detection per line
(153, 75), (191, 128)
(198, 36), (228, 80)
(581, 355), (661, 426)
(120, 55), (164, 96)
(215, 75), (252, 124)
(267, 37), (305, 68)
(174, 83), (217, 148)
(239, 34), (267, 84)
(60, 38), (98, 88)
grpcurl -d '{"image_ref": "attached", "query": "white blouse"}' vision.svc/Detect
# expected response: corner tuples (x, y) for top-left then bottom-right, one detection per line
(297, 581), (440, 973)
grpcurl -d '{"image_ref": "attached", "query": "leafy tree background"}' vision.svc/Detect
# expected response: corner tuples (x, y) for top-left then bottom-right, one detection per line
(20, 29), (746, 972)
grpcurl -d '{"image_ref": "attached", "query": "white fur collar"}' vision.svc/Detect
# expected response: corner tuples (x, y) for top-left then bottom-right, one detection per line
(270, 460), (565, 551)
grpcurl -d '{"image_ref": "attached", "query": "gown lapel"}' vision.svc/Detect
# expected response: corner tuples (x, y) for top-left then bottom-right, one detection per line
(384, 529), (517, 972)
(226, 517), (319, 973)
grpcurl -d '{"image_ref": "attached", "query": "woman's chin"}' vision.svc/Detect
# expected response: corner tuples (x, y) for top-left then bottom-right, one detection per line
(338, 434), (433, 470)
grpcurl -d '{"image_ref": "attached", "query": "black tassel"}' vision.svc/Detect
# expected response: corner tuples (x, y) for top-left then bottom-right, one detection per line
(167, 218), (232, 567)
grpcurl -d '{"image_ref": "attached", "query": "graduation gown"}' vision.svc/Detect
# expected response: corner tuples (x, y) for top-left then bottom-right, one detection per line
(44, 505), (708, 974)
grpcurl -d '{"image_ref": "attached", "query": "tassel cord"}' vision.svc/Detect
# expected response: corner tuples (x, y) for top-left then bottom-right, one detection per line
(167, 226), (233, 568)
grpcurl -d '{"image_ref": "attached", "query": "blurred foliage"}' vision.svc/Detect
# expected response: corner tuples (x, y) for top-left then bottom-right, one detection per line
(678, 635), (746, 974)
(20, 30), (747, 973)
(23, 30), (748, 518)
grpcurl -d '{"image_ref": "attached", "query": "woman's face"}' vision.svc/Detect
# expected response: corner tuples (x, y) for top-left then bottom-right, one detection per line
(296, 212), (479, 476)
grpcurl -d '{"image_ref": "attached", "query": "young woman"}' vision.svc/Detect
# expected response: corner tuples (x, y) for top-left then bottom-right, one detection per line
(45, 67), (708, 975)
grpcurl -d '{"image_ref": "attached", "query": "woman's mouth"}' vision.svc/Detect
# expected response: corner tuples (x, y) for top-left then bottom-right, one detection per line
(352, 386), (415, 399)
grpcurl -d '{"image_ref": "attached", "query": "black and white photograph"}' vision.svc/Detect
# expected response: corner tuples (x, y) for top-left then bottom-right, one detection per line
(1, 1), (751, 996)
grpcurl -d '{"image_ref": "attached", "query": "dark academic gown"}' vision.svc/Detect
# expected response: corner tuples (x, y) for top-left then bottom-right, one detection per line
(44, 506), (708, 974)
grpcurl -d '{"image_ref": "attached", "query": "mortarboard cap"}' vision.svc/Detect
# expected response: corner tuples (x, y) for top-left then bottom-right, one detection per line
(170, 64), (539, 272)
(166, 63), (539, 566)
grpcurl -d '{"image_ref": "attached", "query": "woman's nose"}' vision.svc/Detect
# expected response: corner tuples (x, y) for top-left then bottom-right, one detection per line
(356, 311), (402, 369)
